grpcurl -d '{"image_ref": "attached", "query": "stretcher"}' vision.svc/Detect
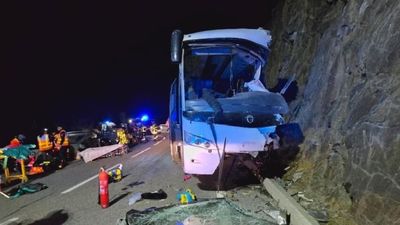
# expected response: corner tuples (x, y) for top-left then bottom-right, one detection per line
(0, 155), (28, 184)
(0, 145), (36, 184)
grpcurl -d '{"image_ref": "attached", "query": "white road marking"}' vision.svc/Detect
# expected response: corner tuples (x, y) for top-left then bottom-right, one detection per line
(0, 191), (10, 198)
(61, 163), (121, 195)
(0, 217), (19, 225)
(153, 141), (162, 146)
(131, 147), (151, 158)
(61, 145), (154, 194)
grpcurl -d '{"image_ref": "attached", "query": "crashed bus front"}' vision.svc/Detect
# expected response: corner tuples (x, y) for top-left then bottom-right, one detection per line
(169, 28), (303, 175)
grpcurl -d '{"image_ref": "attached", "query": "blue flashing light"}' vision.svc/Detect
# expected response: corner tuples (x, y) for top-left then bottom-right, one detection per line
(140, 114), (149, 122)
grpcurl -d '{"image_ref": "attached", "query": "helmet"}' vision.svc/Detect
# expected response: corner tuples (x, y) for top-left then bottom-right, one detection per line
(17, 134), (26, 141)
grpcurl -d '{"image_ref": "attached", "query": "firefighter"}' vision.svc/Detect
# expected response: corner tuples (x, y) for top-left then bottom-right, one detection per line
(54, 126), (69, 169)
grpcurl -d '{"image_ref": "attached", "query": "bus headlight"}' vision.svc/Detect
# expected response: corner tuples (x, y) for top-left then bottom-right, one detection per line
(184, 132), (213, 149)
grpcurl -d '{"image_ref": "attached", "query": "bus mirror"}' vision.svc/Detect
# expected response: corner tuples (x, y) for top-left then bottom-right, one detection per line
(171, 30), (183, 63)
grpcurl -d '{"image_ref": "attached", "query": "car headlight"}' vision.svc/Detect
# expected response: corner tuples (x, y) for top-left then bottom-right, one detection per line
(184, 131), (213, 149)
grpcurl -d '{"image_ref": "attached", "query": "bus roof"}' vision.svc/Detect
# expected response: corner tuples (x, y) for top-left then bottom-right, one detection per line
(183, 28), (271, 48)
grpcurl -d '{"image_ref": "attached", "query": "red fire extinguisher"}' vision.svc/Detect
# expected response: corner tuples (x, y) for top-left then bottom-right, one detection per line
(98, 167), (109, 208)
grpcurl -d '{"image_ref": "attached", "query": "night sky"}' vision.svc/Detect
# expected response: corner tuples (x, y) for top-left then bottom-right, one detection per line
(1, 1), (278, 145)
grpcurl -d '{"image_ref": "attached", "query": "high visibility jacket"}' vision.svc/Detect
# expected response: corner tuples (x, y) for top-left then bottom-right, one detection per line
(117, 129), (129, 145)
(54, 130), (69, 147)
(150, 125), (159, 135)
(37, 134), (53, 152)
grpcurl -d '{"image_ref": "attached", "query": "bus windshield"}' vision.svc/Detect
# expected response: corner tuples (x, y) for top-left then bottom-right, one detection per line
(183, 45), (261, 100)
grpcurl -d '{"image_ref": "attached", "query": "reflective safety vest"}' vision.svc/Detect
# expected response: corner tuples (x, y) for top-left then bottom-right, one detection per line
(54, 130), (69, 147)
(117, 129), (129, 145)
(150, 125), (159, 135)
(37, 134), (53, 152)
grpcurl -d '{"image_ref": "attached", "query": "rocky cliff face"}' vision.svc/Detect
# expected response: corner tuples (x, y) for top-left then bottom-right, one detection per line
(265, 0), (400, 224)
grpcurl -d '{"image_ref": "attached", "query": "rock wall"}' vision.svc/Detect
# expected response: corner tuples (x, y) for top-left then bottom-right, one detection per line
(264, 0), (400, 224)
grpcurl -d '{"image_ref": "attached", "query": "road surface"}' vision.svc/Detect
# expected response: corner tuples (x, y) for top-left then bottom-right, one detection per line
(0, 138), (278, 225)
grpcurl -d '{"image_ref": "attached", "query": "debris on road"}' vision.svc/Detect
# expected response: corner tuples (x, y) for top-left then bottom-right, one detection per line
(7, 182), (47, 199)
(263, 210), (286, 225)
(142, 189), (167, 200)
(176, 189), (197, 204)
(78, 144), (124, 162)
(291, 172), (303, 183)
(125, 199), (277, 225)
(177, 215), (206, 225)
(108, 164), (123, 183)
(128, 192), (142, 206)
(128, 189), (167, 206)
(183, 174), (192, 181)
(295, 191), (314, 202)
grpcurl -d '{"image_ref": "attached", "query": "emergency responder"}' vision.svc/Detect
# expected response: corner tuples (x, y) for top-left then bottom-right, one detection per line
(54, 126), (69, 169)
(150, 121), (159, 141)
(30, 128), (53, 174)
(116, 128), (129, 145)
(37, 128), (53, 152)
(7, 134), (25, 148)
(6, 134), (26, 172)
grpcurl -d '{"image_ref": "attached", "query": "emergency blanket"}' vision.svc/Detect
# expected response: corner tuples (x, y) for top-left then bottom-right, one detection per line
(1, 145), (35, 160)
(78, 144), (123, 163)
(125, 199), (276, 225)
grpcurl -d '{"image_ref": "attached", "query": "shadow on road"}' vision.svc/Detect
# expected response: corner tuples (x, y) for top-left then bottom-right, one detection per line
(109, 192), (131, 207)
(122, 180), (144, 191)
(126, 181), (145, 188)
(17, 210), (69, 225)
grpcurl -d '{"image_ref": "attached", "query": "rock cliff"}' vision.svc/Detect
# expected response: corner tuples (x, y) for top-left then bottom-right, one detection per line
(265, 0), (400, 224)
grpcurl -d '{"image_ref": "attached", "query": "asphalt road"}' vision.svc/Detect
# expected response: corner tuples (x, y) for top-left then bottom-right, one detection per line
(0, 138), (221, 225)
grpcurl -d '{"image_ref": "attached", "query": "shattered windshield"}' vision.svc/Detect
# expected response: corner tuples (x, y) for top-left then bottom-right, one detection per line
(182, 45), (289, 127)
(184, 45), (260, 100)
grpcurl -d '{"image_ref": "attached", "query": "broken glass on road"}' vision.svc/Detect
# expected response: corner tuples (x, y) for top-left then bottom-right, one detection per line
(126, 199), (278, 225)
